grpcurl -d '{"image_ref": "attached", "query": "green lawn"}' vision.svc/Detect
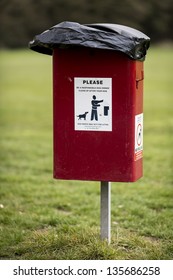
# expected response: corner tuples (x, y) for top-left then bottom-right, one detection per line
(0, 47), (173, 260)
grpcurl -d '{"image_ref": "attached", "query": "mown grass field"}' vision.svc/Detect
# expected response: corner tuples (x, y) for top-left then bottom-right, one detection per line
(0, 47), (172, 260)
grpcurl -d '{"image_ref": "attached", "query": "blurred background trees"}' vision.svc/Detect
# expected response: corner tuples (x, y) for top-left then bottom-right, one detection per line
(0, 0), (172, 48)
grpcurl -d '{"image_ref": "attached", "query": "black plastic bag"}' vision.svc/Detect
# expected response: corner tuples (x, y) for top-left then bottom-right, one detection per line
(29, 21), (150, 60)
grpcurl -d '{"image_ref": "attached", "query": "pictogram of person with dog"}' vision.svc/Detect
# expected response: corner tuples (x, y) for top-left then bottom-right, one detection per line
(77, 95), (104, 122)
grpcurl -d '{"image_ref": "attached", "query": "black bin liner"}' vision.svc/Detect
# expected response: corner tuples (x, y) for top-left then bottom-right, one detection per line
(29, 21), (150, 60)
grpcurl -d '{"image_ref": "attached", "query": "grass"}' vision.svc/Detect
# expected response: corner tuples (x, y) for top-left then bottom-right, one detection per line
(0, 46), (173, 260)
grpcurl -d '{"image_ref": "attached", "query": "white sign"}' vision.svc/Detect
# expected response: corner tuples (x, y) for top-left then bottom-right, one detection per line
(74, 78), (112, 131)
(134, 113), (143, 161)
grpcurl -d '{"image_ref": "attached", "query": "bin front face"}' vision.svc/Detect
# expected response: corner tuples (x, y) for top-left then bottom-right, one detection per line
(53, 47), (143, 182)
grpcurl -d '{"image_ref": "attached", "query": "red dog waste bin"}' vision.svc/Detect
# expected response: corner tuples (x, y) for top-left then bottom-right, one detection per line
(29, 22), (150, 182)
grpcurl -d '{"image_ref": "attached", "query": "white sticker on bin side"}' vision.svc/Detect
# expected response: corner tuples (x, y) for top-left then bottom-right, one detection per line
(134, 113), (143, 161)
(74, 78), (112, 131)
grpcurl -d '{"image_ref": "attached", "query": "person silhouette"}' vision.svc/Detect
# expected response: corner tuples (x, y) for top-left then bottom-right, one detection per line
(91, 95), (103, 121)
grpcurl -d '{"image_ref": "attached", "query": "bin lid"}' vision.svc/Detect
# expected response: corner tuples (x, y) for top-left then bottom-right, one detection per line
(29, 21), (150, 60)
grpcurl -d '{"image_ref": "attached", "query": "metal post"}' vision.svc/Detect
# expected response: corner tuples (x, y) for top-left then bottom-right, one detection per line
(100, 181), (111, 244)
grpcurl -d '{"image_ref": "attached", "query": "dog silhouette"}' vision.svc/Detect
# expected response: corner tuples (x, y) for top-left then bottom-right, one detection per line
(77, 112), (88, 120)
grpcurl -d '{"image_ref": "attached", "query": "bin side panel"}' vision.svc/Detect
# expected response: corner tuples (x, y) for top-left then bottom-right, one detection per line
(133, 61), (144, 180)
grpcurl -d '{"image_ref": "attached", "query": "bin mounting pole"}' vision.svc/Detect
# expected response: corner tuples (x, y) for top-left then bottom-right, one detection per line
(100, 181), (111, 244)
